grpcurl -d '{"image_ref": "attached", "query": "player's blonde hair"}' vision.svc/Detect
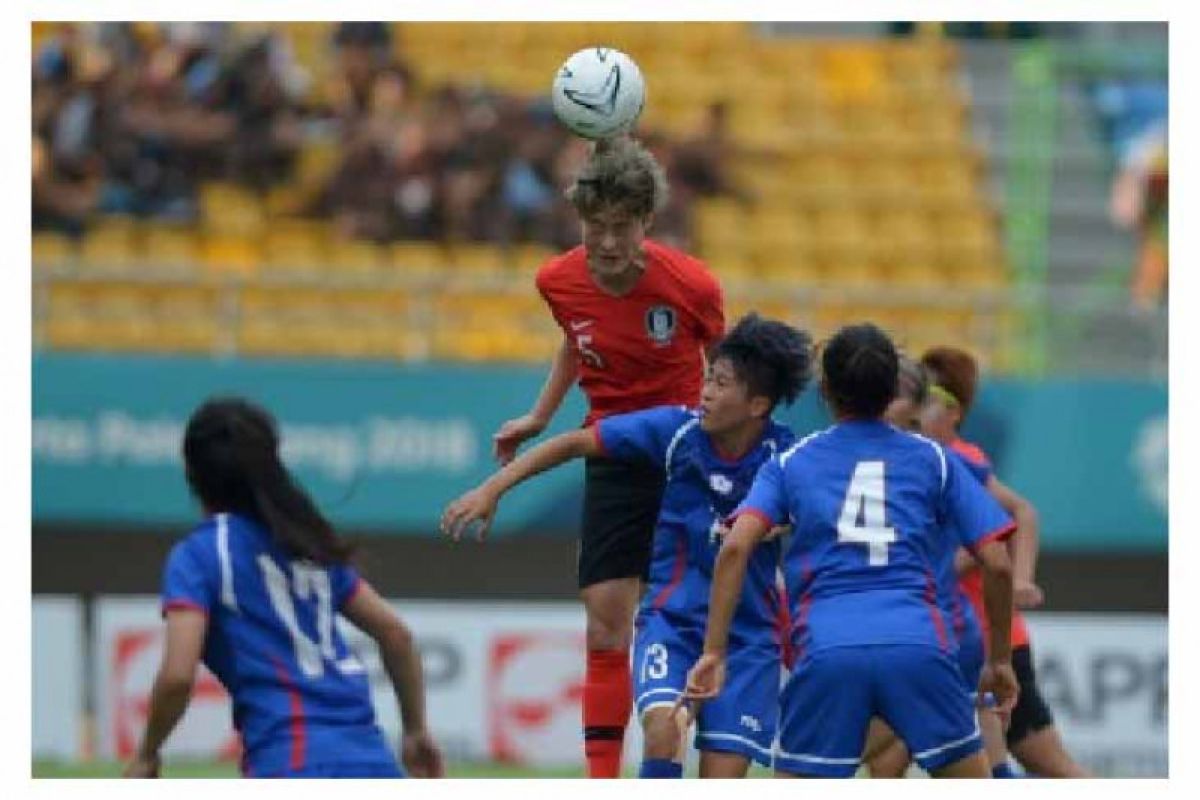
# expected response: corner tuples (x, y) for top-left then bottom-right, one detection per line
(566, 136), (669, 220)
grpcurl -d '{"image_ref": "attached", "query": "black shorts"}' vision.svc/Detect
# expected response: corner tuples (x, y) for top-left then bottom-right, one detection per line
(577, 456), (666, 590)
(1006, 644), (1055, 747)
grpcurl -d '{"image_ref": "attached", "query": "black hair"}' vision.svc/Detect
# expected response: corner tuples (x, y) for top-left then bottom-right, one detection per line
(183, 396), (353, 564)
(821, 323), (900, 419)
(712, 312), (813, 411)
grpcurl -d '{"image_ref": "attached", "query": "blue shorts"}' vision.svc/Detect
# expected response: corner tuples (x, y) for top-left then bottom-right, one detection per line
(250, 760), (405, 778)
(955, 616), (985, 697)
(776, 644), (982, 777)
(633, 613), (780, 767)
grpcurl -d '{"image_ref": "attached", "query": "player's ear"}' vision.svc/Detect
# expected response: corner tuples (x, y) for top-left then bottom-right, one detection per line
(748, 394), (772, 420)
(641, 212), (655, 233)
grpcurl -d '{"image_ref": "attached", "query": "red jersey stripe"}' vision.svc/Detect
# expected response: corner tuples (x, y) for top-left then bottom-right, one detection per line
(271, 658), (306, 771)
(651, 535), (688, 610)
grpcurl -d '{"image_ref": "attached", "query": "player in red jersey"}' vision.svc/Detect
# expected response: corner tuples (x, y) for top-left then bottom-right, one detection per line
(919, 346), (1090, 778)
(489, 137), (725, 777)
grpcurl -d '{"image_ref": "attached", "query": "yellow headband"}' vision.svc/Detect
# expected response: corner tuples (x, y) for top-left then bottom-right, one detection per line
(928, 384), (961, 408)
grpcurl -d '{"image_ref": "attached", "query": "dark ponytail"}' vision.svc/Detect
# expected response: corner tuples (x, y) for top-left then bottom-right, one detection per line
(183, 397), (353, 564)
(821, 323), (899, 419)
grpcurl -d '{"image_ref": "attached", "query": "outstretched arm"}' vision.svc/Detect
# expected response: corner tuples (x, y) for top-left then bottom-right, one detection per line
(493, 337), (579, 464)
(442, 427), (602, 541)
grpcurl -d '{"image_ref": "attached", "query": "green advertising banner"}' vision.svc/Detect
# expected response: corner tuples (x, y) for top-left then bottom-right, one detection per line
(32, 355), (1166, 551)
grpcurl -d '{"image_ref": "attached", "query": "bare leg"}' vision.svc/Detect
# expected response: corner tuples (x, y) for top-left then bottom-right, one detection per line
(1009, 726), (1091, 777)
(862, 718), (910, 777)
(699, 750), (752, 778)
(930, 750), (990, 778)
(980, 708), (1009, 769)
(581, 577), (641, 651)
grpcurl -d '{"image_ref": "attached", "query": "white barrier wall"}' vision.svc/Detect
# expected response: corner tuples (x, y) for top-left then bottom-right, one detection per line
(1025, 613), (1167, 776)
(32, 596), (84, 759)
(33, 598), (1167, 775)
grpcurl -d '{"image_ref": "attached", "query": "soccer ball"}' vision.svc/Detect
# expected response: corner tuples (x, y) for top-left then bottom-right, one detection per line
(551, 46), (646, 140)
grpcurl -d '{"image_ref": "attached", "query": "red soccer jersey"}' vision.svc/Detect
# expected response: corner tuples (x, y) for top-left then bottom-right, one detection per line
(952, 438), (1032, 650)
(536, 239), (725, 426)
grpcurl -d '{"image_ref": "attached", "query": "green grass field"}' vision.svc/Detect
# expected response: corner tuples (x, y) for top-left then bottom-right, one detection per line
(32, 759), (784, 779)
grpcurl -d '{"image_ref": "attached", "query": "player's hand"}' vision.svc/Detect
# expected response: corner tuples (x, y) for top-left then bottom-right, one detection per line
(122, 753), (161, 778)
(978, 660), (1020, 717)
(1014, 579), (1045, 609)
(401, 730), (445, 778)
(440, 487), (498, 542)
(683, 652), (726, 701)
(492, 414), (546, 465)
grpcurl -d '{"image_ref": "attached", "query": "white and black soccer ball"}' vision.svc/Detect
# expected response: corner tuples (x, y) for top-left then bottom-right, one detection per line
(551, 46), (646, 140)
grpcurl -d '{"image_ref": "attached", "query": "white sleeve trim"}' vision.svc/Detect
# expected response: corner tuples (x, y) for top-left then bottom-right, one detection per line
(216, 513), (238, 612)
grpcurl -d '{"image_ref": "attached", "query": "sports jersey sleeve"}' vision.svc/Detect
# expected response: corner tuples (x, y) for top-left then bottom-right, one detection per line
(329, 562), (365, 609)
(951, 442), (993, 485)
(940, 452), (1015, 552)
(693, 268), (725, 346)
(161, 536), (219, 616)
(594, 405), (693, 468)
(732, 454), (789, 528)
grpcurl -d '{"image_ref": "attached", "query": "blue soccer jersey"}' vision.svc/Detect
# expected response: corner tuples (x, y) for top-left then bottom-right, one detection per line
(736, 419), (1015, 657)
(735, 419), (1014, 776)
(595, 406), (794, 649)
(161, 512), (400, 777)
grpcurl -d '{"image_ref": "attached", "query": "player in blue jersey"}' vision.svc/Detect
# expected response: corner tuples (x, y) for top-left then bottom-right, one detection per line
(124, 398), (443, 779)
(862, 356), (1009, 777)
(684, 323), (1020, 778)
(442, 313), (813, 777)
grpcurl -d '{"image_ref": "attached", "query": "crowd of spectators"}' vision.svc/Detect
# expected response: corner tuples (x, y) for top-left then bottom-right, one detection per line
(33, 22), (737, 253)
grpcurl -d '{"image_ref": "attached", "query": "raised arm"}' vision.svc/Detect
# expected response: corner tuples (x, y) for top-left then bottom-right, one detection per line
(442, 427), (601, 541)
(492, 337), (580, 464)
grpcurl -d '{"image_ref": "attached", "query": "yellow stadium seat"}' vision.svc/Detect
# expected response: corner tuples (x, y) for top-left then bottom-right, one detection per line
(328, 239), (386, 271)
(914, 153), (978, 202)
(202, 234), (261, 274)
(445, 243), (506, 277)
(390, 240), (450, 275)
(79, 218), (138, 269)
(200, 183), (267, 237)
(141, 225), (200, 268)
(262, 221), (331, 271)
(32, 232), (77, 269)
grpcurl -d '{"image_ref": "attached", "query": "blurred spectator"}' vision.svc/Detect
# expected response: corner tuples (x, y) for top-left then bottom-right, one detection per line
(31, 22), (724, 256)
(1090, 79), (1168, 311)
(1109, 122), (1168, 311)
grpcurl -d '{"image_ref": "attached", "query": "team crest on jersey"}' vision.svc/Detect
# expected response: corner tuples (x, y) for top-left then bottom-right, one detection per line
(644, 305), (677, 346)
(709, 474), (733, 495)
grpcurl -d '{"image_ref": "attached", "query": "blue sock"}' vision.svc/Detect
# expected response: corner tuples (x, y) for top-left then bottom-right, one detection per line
(639, 758), (683, 778)
(992, 761), (1017, 778)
